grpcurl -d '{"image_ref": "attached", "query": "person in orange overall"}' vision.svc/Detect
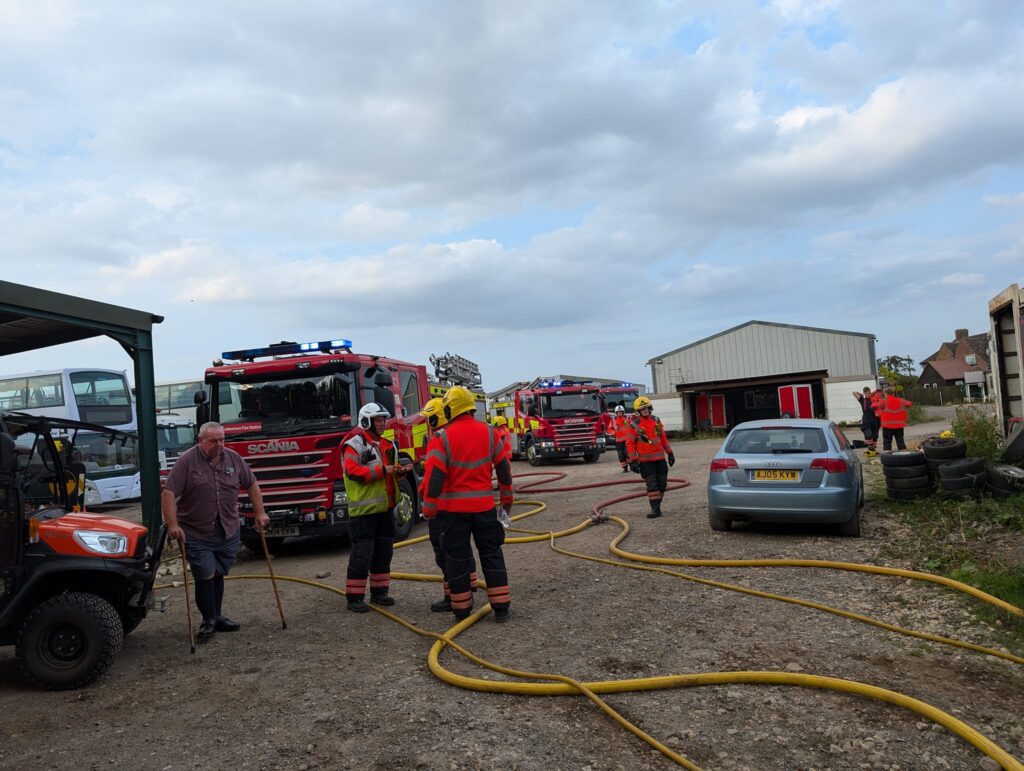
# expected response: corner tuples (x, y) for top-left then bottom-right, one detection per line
(625, 396), (674, 519)
(610, 405), (631, 472)
(492, 415), (513, 462)
(420, 398), (476, 613)
(877, 386), (912, 452)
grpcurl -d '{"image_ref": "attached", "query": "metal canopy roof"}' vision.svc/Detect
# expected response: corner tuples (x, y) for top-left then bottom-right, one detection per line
(0, 280), (163, 355)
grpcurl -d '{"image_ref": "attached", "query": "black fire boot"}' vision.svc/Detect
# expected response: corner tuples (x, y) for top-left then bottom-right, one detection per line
(431, 596), (453, 613)
(647, 501), (662, 519)
(370, 592), (395, 607)
(347, 597), (370, 613)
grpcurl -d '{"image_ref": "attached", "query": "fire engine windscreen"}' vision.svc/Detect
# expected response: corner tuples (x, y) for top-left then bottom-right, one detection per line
(539, 392), (601, 418)
(216, 375), (356, 434)
(604, 392), (638, 413)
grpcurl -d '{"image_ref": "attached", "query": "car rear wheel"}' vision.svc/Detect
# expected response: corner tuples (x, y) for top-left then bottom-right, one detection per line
(708, 509), (732, 532)
(17, 592), (124, 690)
(838, 508), (861, 537)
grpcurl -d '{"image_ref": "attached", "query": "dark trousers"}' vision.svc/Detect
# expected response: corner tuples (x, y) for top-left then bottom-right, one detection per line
(882, 427), (906, 452)
(639, 459), (669, 504)
(346, 510), (395, 600)
(439, 508), (509, 617)
(615, 441), (629, 468)
(861, 418), (879, 444)
(428, 517), (476, 597)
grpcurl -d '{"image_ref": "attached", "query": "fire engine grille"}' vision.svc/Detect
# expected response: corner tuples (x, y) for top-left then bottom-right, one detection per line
(240, 449), (331, 509)
(552, 422), (597, 447)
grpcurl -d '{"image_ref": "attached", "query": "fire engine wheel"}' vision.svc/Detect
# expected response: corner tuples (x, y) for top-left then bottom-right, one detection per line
(242, 535), (286, 556)
(16, 592), (124, 691)
(525, 439), (543, 467)
(393, 477), (417, 541)
(583, 453), (600, 463)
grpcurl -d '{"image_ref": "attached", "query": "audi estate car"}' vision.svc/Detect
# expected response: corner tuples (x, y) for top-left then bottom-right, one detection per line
(707, 419), (864, 536)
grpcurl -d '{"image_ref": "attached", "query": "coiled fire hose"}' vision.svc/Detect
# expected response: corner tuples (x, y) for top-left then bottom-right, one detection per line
(155, 472), (1024, 770)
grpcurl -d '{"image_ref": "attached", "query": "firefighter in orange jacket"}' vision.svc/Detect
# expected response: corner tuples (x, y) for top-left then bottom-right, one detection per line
(877, 386), (912, 452)
(420, 398), (477, 613)
(492, 415), (513, 462)
(610, 405), (631, 472)
(626, 396), (674, 519)
(342, 402), (410, 612)
(422, 386), (515, 623)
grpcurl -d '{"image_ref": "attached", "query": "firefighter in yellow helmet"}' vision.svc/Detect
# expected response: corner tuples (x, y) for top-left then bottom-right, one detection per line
(625, 396), (674, 518)
(491, 415), (512, 462)
(420, 397), (477, 612)
(422, 386), (514, 622)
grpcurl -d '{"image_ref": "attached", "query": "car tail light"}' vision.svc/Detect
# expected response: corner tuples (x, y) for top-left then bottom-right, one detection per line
(710, 458), (738, 472)
(810, 458), (848, 473)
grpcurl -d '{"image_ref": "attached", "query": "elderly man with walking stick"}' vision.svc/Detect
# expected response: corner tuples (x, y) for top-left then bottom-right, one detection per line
(162, 421), (270, 642)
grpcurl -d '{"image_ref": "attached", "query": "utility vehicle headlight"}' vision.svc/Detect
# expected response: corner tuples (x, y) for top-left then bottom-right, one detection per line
(73, 530), (129, 556)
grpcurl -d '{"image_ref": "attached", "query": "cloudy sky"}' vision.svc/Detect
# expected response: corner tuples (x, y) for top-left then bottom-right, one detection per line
(2, 0), (1023, 392)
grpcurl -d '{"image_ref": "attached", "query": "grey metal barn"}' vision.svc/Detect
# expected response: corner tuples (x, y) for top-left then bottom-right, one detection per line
(647, 321), (877, 431)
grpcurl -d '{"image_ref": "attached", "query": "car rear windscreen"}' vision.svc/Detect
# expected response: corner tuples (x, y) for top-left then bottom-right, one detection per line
(725, 427), (828, 454)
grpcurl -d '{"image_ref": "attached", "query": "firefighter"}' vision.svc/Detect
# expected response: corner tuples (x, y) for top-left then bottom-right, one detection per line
(342, 402), (410, 613)
(626, 396), (674, 519)
(420, 397), (477, 613)
(852, 386), (880, 456)
(422, 386), (515, 623)
(610, 405), (631, 472)
(877, 386), (913, 452)
(492, 415), (513, 462)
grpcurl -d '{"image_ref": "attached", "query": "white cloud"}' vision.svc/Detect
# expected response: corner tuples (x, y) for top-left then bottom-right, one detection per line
(985, 192), (1024, 207)
(339, 203), (411, 239)
(936, 272), (986, 287)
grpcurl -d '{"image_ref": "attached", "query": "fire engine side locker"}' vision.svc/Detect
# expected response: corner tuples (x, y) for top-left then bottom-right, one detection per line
(989, 284), (1024, 433)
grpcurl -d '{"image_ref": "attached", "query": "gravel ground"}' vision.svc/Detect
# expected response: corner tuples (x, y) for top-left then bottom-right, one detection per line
(2, 417), (1023, 771)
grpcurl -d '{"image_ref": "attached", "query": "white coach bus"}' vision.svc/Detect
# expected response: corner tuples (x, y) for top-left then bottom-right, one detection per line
(154, 379), (206, 424)
(0, 368), (140, 506)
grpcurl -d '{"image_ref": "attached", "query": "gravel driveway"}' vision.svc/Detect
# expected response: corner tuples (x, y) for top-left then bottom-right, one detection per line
(2, 421), (1022, 771)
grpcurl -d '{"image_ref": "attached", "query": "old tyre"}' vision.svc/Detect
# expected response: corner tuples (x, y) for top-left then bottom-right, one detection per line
(940, 474), (985, 492)
(926, 457), (950, 474)
(944, 488), (975, 501)
(887, 476), (931, 491)
(987, 464), (1024, 494)
(708, 509), (732, 532)
(937, 458), (984, 479)
(16, 592), (124, 691)
(583, 453), (600, 463)
(887, 488), (930, 501)
(838, 508), (861, 537)
(882, 464), (928, 479)
(880, 450), (926, 468)
(393, 476), (417, 541)
(921, 437), (967, 460)
(1002, 423), (1024, 464)
(525, 439), (542, 467)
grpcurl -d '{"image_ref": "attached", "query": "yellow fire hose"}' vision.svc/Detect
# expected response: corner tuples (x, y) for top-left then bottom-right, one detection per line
(153, 497), (1024, 770)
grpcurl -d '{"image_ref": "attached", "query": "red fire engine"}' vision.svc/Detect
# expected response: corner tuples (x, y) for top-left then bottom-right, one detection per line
(598, 384), (640, 444)
(504, 380), (606, 466)
(200, 338), (432, 551)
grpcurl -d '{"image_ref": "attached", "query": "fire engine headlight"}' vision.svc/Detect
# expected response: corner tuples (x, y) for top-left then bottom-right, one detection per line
(597, 437), (606, 445)
(73, 530), (129, 556)
(333, 489), (348, 505)
(539, 441), (554, 449)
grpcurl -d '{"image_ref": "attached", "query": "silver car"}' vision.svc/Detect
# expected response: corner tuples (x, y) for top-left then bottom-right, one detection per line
(707, 419), (863, 536)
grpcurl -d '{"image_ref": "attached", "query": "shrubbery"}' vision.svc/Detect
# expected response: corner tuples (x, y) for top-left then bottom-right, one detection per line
(951, 406), (1003, 463)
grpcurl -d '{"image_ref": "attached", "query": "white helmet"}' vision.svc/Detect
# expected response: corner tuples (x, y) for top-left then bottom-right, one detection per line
(614, 405), (625, 414)
(358, 402), (390, 430)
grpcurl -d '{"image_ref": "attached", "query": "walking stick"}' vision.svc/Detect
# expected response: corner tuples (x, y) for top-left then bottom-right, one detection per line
(259, 528), (288, 629)
(178, 539), (196, 654)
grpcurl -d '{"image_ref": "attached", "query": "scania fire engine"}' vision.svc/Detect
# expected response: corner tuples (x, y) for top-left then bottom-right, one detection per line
(505, 380), (606, 466)
(202, 339), (432, 551)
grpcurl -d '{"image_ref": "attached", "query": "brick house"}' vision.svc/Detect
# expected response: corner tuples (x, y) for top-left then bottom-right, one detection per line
(918, 328), (990, 398)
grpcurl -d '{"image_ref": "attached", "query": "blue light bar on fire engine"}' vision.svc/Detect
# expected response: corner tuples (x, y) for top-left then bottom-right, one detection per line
(222, 338), (353, 361)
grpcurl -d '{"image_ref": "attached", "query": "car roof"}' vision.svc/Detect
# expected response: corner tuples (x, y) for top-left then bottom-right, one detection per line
(730, 419), (833, 430)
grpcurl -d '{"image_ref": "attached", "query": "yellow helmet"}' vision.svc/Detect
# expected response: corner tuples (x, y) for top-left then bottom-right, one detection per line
(633, 396), (653, 412)
(442, 385), (477, 421)
(420, 397), (448, 429)
(492, 416), (508, 428)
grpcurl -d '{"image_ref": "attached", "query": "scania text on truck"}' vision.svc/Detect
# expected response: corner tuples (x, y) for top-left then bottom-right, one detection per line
(203, 338), (432, 551)
(509, 380), (606, 466)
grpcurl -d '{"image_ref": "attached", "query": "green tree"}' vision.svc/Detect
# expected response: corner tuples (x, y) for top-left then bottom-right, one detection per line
(876, 354), (917, 393)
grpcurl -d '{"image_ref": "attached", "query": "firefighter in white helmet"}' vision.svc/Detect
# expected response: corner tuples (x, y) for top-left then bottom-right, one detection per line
(342, 402), (410, 612)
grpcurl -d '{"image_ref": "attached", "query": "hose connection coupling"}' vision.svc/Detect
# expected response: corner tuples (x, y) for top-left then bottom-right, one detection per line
(589, 510), (608, 524)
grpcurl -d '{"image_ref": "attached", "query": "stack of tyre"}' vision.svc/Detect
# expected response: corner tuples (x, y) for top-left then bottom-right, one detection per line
(881, 450), (931, 501)
(935, 457), (987, 500)
(921, 436), (967, 479)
